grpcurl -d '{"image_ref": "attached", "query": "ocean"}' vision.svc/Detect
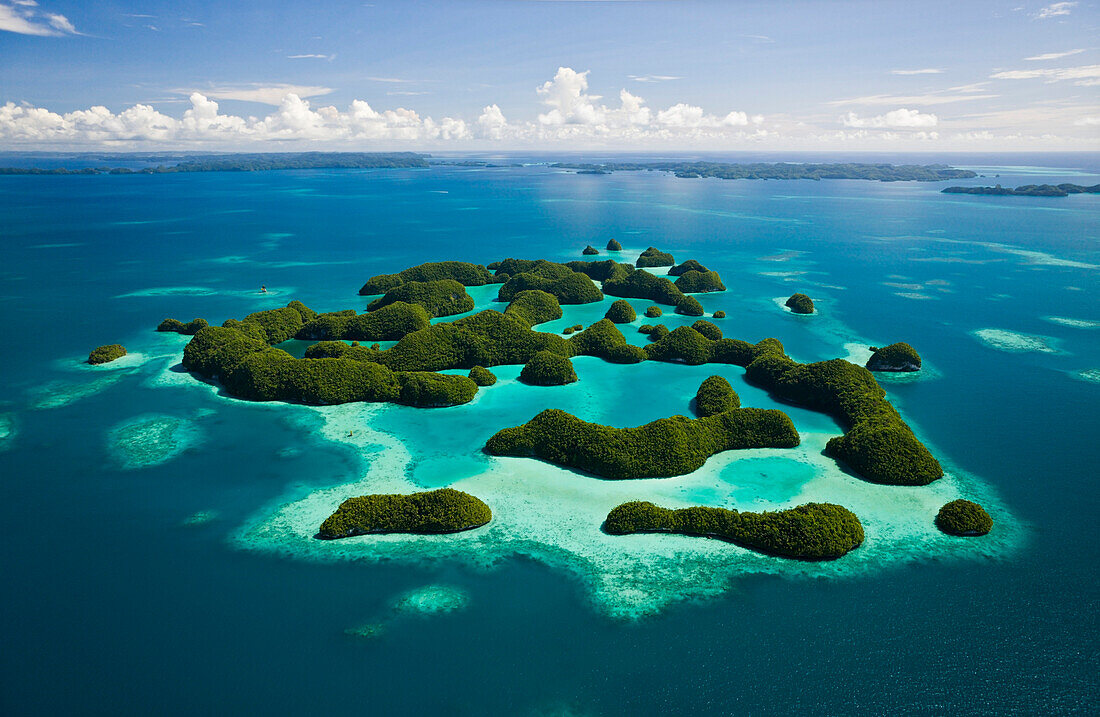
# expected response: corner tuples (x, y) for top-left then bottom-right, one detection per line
(0, 154), (1097, 714)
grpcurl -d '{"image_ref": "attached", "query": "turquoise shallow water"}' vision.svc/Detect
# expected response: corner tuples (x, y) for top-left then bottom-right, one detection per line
(0, 156), (1098, 714)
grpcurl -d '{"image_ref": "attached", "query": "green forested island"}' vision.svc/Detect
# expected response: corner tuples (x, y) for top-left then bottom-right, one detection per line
(0, 152), (428, 175)
(942, 183), (1100, 197)
(555, 161), (977, 182)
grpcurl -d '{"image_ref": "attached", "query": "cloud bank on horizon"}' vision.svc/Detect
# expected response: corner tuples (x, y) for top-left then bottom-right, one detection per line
(1, 0), (1097, 151)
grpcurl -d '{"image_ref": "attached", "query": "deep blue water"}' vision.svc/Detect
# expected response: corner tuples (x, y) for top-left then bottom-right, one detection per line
(1, 156), (1098, 715)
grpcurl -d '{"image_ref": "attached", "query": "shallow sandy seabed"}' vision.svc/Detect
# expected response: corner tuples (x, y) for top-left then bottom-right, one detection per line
(0, 413), (16, 451)
(971, 328), (1061, 354)
(107, 413), (203, 469)
(182, 510), (219, 526)
(1070, 368), (1100, 385)
(231, 398), (1023, 619)
(1043, 316), (1100, 330)
(28, 374), (126, 410)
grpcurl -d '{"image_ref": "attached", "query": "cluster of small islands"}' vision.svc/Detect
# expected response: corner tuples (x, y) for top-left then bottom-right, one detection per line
(90, 240), (994, 560)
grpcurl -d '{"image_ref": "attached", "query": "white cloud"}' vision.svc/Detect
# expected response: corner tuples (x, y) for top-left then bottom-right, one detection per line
(0, 1), (78, 35)
(1035, 2), (1076, 19)
(287, 54), (334, 60)
(184, 84), (335, 105)
(842, 108), (938, 128)
(828, 90), (996, 106)
(1073, 116), (1100, 126)
(1025, 49), (1084, 61)
(891, 69), (944, 75)
(990, 64), (1100, 86)
(628, 75), (682, 83)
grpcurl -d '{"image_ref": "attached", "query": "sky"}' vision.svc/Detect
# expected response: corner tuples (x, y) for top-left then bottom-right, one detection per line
(0, 0), (1098, 151)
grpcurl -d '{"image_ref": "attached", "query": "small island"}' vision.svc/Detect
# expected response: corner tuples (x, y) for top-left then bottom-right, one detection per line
(367, 279), (475, 317)
(785, 293), (815, 314)
(942, 183), (1100, 197)
(318, 488), (492, 538)
(552, 161), (977, 182)
(668, 259), (708, 276)
(935, 499), (993, 536)
(582, 245), (600, 255)
(674, 269), (726, 293)
(604, 299), (636, 324)
(636, 247), (675, 268)
(468, 365), (497, 386)
(157, 317), (209, 335)
(645, 306), (663, 318)
(604, 501), (865, 559)
(713, 310), (726, 319)
(88, 344), (126, 365)
(606, 239), (622, 251)
(866, 342), (921, 372)
(519, 350), (577, 385)
(694, 375), (739, 417)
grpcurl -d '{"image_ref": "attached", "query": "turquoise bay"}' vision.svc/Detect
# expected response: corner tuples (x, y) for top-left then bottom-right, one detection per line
(0, 155), (1097, 714)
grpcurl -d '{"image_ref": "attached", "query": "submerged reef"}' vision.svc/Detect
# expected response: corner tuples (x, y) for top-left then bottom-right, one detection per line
(785, 293), (815, 314)
(866, 342), (922, 372)
(319, 488), (492, 538)
(636, 247), (675, 268)
(358, 261), (493, 295)
(366, 279), (475, 318)
(604, 299), (637, 324)
(604, 501), (864, 559)
(485, 406), (799, 479)
(936, 499), (993, 536)
(695, 375), (739, 417)
(157, 317), (209, 335)
(519, 350), (577, 386)
(88, 344), (126, 365)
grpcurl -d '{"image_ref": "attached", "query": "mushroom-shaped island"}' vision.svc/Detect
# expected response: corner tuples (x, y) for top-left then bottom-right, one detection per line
(367, 279), (475, 318)
(695, 375), (740, 417)
(88, 344), (127, 365)
(318, 488), (492, 538)
(675, 295), (705, 316)
(935, 499), (993, 536)
(358, 261), (494, 295)
(606, 239), (623, 251)
(866, 342), (922, 372)
(582, 245), (600, 256)
(674, 270), (726, 293)
(713, 310), (726, 319)
(785, 293), (815, 314)
(645, 306), (663, 318)
(604, 299), (637, 324)
(636, 247), (675, 268)
(668, 259), (708, 276)
(519, 350), (577, 386)
(468, 365), (497, 386)
(157, 317), (209, 335)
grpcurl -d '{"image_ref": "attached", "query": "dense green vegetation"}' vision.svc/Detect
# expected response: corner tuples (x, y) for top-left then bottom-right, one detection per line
(358, 261), (494, 295)
(606, 239), (623, 251)
(935, 500), (993, 536)
(157, 317), (209, 335)
(648, 325), (671, 341)
(296, 302), (431, 341)
(468, 365), (497, 386)
(494, 260), (604, 305)
(88, 344), (126, 365)
(668, 259), (708, 276)
(603, 501), (864, 559)
(866, 342), (922, 372)
(691, 320), (722, 340)
(318, 488), (492, 538)
(519, 350), (577, 385)
(180, 302), (478, 408)
(676, 295), (705, 316)
(604, 299), (637, 324)
(503, 290), (563, 328)
(942, 183), (1100, 197)
(645, 306), (663, 318)
(1, 152), (429, 176)
(695, 375), (740, 417)
(600, 262), (687, 306)
(567, 319), (630, 360)
(485, 407), (798, 479)
(367, 279), (474, 318)
(675, 270), (726, 293)
(552, 161), (976, 182)
(785, 293), (815, 314)
(745, 355), (942, 485)
(636, 247), (675, 268)
(713, 310), (726, 319)
(605, 344), (648, 364)
(582, 245), (600, 255)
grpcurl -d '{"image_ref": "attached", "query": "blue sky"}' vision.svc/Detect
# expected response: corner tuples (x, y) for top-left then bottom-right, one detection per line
(1, 0), (1097, 150)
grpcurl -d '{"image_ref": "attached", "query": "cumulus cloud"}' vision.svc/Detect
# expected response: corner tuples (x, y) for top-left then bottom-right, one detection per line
(1035, 2), (1076, 19)
(841, 108), (938, 128)
(0, 1), (79, 36)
